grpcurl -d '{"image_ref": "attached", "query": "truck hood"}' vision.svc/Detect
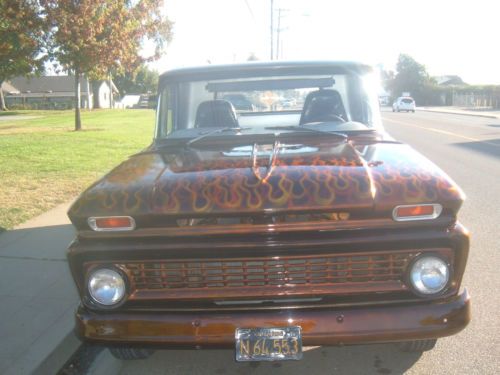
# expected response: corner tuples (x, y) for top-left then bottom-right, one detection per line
(68, 139), (464, 227)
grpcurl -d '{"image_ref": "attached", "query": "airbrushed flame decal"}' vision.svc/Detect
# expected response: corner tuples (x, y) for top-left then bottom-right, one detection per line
(68, 142), (464, 223)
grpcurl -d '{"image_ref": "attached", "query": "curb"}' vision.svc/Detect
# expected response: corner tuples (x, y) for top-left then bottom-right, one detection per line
(417, 108), (499, 119)
(33, 333), (81, 375)
(87, 348), (122, 375)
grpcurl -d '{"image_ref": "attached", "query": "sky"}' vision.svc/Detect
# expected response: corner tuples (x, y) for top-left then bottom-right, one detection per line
(149, 0), (500, 85)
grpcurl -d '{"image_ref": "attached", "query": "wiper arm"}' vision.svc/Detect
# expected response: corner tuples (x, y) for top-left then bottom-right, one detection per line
(264, 125), (348, 141)
(185, 127), (250, 149)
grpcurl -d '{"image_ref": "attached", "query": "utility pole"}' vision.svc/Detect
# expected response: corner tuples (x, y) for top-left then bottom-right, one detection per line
(275, 8), (289, 60)
(270, 0), (274, 60)
(276, 8), (281, 60)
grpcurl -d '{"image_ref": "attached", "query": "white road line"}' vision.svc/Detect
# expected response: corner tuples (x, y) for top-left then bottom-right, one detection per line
(382, 117), (500, 148)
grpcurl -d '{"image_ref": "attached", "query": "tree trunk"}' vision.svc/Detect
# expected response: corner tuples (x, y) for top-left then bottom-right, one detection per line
(74, 72), (82, 131)
(109, 74), (113, 109)
(0, 81), (7, 111)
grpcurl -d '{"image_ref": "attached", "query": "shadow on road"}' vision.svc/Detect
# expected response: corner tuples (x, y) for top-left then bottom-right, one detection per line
(487, 124), (500, 128)
(0, 224), (79, 375)
(452, 139), (500, 159)
(120, 344), (422, 374)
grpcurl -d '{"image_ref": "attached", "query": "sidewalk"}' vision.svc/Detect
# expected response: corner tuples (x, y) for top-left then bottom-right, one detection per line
(0, 202), (80, 375)
(418, 106), (500, 119)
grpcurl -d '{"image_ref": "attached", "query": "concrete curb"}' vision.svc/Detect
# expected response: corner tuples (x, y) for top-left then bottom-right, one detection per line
(33, 333), (81, 375)
(417, 108), (499, 119)
(87, 348), (122, 375)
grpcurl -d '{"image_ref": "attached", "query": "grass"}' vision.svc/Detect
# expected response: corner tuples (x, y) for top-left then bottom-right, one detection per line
(0, 109), (155, 229)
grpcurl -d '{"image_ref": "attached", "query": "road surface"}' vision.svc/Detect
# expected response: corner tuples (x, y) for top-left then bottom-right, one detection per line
(114, 110), (500, 374)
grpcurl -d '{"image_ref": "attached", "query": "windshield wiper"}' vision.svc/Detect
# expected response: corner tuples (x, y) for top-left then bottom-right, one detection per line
(264, 125), (348, 141)
(185, 127), (250, 149)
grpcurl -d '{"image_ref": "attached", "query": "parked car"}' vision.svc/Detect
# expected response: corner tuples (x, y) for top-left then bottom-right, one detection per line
(67, 61), (470, 362)
(221, 94), (255, 111)
(393, 96), (416, 112)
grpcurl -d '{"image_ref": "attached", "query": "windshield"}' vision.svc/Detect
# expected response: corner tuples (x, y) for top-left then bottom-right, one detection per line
(155, 71), (382, 140)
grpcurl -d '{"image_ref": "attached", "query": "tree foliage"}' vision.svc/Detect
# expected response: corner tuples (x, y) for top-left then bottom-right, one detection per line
(0, 0), (48, 110)
(388, 54), (435, 104)
(41, 0), (173, 130)
(114, 65), (159, 95)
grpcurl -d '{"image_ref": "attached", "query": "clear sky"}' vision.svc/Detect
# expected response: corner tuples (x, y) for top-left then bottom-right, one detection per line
(149, 0), (500, 85)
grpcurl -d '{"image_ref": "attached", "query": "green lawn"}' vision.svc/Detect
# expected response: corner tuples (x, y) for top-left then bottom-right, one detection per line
(0, 109), (155, 229)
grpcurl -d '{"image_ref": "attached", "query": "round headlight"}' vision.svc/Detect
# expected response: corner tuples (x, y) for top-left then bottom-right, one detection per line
(410, 256), (450, 295)
(88, 268), (126, 306)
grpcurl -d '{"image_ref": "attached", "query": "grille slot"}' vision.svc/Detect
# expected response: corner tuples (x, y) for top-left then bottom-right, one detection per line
(121, 252), (412, 300)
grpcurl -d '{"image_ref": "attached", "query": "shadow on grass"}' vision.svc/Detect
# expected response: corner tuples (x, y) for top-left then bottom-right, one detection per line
(0, 226), (5, 234)
(452, 138), (500, 159)
(0, 111), (21, 116)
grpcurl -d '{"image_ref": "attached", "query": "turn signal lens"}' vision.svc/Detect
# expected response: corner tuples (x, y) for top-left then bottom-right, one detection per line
(88, 216), (136, 231)
(392, 204), (442, 221)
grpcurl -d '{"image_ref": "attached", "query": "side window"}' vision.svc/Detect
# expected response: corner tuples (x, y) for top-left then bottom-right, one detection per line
(157, 86), (174, 138)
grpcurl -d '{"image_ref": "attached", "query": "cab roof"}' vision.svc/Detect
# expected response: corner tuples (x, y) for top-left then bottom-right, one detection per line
(159, 60), (373, 84)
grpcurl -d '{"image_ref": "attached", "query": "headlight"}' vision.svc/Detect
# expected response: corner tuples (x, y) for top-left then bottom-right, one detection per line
(88, 268), (126, 306)
(410, 256), (450, 295)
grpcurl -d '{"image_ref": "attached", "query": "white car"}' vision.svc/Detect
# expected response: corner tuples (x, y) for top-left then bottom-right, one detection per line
(392, 97), (416, 112)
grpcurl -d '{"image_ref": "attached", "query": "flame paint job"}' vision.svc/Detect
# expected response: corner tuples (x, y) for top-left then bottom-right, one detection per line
(68, 137), (464, 230)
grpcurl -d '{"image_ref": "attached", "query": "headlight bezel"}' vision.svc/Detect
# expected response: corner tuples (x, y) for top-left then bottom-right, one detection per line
(85, 266), (129, 309)
(407, 254), (452, 297)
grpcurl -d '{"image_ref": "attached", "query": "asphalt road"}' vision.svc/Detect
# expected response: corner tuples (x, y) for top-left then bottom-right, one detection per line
(117, 110), (500, 375)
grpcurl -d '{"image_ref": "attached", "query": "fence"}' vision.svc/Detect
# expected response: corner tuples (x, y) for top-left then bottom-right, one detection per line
(452, 92), (500, 109)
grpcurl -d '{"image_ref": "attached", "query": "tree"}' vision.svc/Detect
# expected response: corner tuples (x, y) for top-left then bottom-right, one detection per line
(114, 65), (159, 95)
(388, 54), (434, 104)
(0, 0), (48, 111)
(42, 0), (173, 130)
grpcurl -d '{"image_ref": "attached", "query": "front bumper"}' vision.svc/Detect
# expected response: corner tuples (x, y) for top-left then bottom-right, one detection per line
(76, 290), (470, 348)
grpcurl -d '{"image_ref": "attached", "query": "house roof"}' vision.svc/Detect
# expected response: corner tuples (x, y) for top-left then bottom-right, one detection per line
(2, 76), (118, 97)
(435, 75), (465, 86)
(6, 76), (90, 94)
(1, 81), (19, 94)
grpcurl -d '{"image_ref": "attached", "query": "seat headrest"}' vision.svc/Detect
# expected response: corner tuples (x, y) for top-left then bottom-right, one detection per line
(300, 89), (347, 125)
(195, 100), (238, 128)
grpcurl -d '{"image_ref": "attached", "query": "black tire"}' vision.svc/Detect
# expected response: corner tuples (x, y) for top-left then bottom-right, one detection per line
(397, 339), (437, 352)
(108, 347), (155, 360)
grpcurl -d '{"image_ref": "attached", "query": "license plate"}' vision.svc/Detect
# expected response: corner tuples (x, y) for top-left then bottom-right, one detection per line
(235, 326), (302, 361)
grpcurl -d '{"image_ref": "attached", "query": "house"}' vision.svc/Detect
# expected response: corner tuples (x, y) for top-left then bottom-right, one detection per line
(1, 75), (118, 110)
(434, 75), (465, 86)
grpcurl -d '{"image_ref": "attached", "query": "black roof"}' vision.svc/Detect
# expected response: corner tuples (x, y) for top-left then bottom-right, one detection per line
(159, 61), (373, 85)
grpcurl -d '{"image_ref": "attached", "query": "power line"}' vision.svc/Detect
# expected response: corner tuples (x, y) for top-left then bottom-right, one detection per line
(242, 0), (256, 23)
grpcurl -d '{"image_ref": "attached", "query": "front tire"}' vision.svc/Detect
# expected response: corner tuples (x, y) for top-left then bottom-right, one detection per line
(109, 347), (155, 360)
(397, 339), (437, 353)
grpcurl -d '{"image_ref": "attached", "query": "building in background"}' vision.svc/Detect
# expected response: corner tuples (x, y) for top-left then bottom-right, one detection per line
(1, 76), (118, 110)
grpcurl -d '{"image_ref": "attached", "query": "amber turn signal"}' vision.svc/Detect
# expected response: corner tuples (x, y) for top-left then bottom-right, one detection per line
(87, 216), (136, 231)
(392, 204), (442, 221)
